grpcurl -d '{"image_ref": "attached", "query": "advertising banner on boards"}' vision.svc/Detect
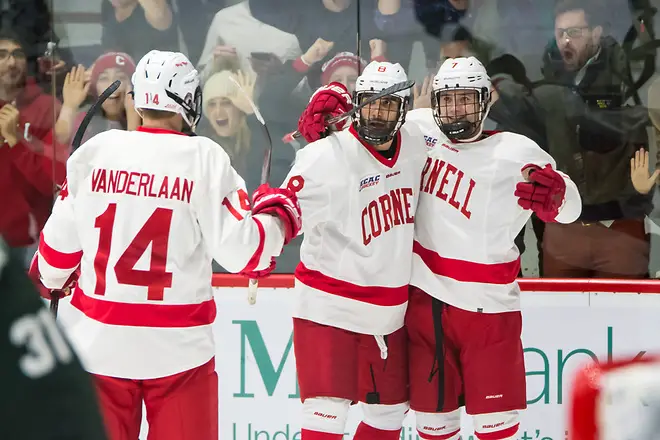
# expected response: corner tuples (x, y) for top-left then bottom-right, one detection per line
(56, 288), (660, 440)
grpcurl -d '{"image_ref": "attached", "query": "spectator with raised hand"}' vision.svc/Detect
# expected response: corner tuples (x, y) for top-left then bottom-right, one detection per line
(198, 70), (261, 191)
(54, 64), (89, 145)
(197, 0), (301, 81)
(257, 51), (366, 150)
(0, 31), (66, 258)
(197, 69), (300, 274)
(248, 0), (380, 70)
(630, 148), (659, 196)
(533, 0), (652, 278)
(412, 75), (433, 109)
(101, 0), (179, 61)
(55, 52), (138, 149)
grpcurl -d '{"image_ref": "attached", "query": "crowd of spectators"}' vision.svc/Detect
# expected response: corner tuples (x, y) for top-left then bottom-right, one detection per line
(4, 0), (660, 278)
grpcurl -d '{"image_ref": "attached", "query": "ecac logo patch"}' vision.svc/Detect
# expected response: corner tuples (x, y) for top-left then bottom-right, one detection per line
(359, 174), (380, 191)
(424, 135), (438, 148)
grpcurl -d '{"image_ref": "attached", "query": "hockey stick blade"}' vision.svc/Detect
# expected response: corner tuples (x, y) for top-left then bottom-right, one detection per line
(229, 76), (273, 305)
(50, 79), (121, 317)
(287, 79), (415, 141)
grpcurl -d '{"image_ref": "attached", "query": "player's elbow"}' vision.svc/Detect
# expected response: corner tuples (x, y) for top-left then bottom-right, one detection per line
(216, 255), (252, 274)
(556, 185), (582, 224)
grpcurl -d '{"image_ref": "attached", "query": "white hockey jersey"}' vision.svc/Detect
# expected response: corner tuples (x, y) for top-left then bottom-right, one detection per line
(406, 109), (581, 312)
(285, 125), (427, 335)
(37, 127), (285, 379)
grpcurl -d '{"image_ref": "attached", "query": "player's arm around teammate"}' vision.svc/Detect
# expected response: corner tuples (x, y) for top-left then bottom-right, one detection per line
(286, 61), (431, 440)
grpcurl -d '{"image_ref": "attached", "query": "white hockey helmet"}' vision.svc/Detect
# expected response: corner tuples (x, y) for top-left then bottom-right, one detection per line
(353, 61), (410, 145)
(132, 50), (202, 129)
(432, 56), (492, 142)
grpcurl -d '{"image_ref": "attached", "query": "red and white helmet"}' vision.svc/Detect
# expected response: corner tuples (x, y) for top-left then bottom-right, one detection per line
(432, 56), (492, 142)
(132, 50), (202, 129)
(353, 61), (410, 145)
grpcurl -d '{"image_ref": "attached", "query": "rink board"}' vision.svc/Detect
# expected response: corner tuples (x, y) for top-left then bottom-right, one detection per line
(55, 281), (660, 440)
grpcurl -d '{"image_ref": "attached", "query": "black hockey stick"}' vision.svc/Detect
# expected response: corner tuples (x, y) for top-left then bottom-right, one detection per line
(284, 79), (415, 141)
(50, 80), (122, 316)
(229, 76), (273, 305)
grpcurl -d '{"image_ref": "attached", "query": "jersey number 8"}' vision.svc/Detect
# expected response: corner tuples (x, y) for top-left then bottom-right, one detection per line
(94, 203), (173, 300)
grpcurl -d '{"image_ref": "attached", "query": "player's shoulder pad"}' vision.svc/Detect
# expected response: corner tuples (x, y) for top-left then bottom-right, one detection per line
(297, 134), (339, 161)
(492, 131), (540, 152)
(406, 107), (434, 125)
(66, 128), (120, 165)
(406, 108), (444, 135)
(491, 131), (552, 165)
(194, 135), (233, 168)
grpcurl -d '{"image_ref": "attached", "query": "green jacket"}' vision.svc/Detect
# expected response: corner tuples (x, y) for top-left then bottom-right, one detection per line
(536, 36), (652, 219)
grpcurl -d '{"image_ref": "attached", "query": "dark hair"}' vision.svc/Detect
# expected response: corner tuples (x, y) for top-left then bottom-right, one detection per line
(554, 0), (602, 27)
(0, 29), (26, 49)
(140, 109), (178, 120)
(451, 26), (473, 43)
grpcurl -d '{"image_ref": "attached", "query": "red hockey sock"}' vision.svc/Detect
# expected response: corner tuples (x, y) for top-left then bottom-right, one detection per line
(353, 422), (401, 439)
(300, 428), (344, 439)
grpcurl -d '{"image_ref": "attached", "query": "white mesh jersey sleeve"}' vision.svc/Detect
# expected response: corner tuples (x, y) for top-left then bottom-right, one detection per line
(37, 163), (82, 290)
(495, 132), (582, 224)
(194, 139), (285, 273)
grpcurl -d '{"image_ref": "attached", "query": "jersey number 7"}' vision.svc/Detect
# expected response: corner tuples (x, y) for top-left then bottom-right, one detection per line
(94, 203), (173, 300)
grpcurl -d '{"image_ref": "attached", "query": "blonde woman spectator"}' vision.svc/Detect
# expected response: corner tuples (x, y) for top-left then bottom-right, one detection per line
(55, 52), (140, 149)
(198, 70), (261, 190)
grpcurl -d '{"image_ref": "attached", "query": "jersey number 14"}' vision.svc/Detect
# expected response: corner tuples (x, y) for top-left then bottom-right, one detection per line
(94, 203), (173, 300)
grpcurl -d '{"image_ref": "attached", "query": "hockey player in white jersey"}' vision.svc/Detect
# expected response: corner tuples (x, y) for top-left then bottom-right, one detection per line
(284, 61), (427, 440)
(403, 57), (581, 440)
(297, 56), (582, 440)
(32, 50), (302, 440)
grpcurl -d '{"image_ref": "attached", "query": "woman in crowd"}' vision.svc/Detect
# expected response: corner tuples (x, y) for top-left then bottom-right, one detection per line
(55, 51), (140, 148)
(197, 69), (261, 191)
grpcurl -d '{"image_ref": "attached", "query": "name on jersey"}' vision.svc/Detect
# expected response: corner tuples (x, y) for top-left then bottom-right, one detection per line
(362, 187), (415, 245)
(359, 174), (380, 192)
(420, 157), (475, 219)
(91, 168), (194, 203)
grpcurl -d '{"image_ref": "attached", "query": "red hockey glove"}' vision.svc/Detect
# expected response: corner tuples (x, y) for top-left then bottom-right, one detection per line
(515, 164), (566, 222)
(298, 82), (353, 143)
(240, 258), (276, 279)
(251, 184), (302, 245)
(28, 251), (79, 300)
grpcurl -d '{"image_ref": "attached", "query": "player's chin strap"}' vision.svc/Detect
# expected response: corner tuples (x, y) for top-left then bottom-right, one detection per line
(374, 335), (388, 360)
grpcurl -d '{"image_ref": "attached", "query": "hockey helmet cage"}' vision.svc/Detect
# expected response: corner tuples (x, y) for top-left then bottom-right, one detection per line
(432, 56), (492, 142)
(132, 50), (203, 129)
(353, 61), (410, 145)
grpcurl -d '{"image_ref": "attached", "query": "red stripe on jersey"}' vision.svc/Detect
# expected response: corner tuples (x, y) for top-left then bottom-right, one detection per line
(137, 126), (187, 136)
(38, 232), (83, 269)
(70, 287), (216, 327)
(222, 197), (244, 221)
(413, 241), (519, 285)
(295, 263), (408, 306)
(241, 217), (266, 272)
